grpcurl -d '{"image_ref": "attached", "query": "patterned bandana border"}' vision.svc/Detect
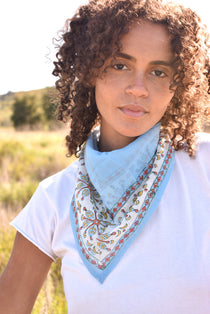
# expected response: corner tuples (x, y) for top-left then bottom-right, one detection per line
(70, 136), (175, 283)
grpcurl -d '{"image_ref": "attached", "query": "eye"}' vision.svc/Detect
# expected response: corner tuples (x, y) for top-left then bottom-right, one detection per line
(113, 63), (128, 71)
(151, 70), (167, 78)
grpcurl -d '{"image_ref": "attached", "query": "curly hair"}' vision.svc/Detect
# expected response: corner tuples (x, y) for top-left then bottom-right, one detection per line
(53, 0), (210, 157)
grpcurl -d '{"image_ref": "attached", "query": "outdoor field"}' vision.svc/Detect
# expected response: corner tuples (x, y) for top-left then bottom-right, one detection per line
(0, 128), (75, 313)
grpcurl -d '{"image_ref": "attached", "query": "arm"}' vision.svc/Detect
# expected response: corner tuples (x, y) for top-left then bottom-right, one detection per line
(0, 232), (53, 314)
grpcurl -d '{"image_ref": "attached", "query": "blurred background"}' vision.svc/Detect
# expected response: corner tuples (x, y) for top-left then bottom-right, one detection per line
(0, 1), (209, 313)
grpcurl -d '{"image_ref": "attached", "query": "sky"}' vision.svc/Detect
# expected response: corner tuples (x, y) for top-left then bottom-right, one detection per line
(0, 0), (209, 95)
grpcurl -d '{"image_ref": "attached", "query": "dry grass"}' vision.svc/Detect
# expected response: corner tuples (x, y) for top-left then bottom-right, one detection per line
(0, 127), (75, 313)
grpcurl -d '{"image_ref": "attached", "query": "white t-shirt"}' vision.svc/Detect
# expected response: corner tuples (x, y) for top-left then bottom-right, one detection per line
(11, 134), (210, 314)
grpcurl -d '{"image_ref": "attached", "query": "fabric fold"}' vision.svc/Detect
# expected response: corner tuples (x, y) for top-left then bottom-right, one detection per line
(85, 123), (161, 209)
(70, 129), (175, 283)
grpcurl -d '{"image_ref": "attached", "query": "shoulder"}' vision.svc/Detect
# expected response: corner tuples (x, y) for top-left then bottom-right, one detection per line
(174, 132), (210, 182)
(39, 159), (79, 199)
(175, 132), (210, 161)
(196, 132), (210, 156)
(10, 159), (79, 260)
(13, 158), (80, 227)
(195, 133), (210, 175)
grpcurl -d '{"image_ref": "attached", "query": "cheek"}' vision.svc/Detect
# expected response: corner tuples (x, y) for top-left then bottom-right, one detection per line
(155, 83), (174, 104)
(165, 90), (175, 106)
(153, 87), (174, 118)
(95, 84), (104, 109)
(95, 78), (117, 108)
(95, 83), (109, 117)
(159, 92), (174, 118)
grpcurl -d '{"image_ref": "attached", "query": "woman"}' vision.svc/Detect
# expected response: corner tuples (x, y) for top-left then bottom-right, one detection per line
(0, 0), (209, 313)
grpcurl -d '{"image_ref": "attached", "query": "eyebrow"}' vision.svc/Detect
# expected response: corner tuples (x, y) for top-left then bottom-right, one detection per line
(115, 52), (173, 67)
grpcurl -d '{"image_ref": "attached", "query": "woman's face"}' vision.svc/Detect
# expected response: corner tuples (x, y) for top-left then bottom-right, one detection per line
(95, 20), (175, 151)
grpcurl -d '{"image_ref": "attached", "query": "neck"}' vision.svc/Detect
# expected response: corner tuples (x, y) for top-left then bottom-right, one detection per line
(98, 125), (138, 152)
(98, 137), (137, 152)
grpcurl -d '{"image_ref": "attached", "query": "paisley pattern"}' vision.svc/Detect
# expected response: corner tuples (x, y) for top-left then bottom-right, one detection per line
(71, 136), (175, 282)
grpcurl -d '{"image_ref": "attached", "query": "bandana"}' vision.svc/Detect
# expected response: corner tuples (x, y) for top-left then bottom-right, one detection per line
(70, 127), (175, 283)
(85, 124), (161, 209)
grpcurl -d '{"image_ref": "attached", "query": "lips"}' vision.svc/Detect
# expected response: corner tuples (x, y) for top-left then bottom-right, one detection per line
(120, 104), (148, 118)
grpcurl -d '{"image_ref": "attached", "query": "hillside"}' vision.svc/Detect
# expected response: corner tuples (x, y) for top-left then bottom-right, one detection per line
(0, 87), (54, 127)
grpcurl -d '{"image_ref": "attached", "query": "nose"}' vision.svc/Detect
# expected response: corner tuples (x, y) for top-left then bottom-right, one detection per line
(125, 75), (149, 98)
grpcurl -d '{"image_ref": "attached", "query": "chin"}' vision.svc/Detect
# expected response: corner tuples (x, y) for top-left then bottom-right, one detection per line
(122, 128), (151, 138)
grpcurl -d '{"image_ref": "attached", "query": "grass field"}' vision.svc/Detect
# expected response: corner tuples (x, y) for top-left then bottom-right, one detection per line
(0, 127), (76, 313)
(1, 125), (210, 312)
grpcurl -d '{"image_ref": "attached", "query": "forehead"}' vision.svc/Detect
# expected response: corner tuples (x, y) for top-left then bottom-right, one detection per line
(119, 20), (173, 61)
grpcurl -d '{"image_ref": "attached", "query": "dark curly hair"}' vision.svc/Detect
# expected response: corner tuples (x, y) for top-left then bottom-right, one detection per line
(53, 0), (210, 157)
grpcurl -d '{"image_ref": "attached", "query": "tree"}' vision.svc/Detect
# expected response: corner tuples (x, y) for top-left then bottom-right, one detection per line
(41, 93), (57, 122)
(11, 95), (42, 129)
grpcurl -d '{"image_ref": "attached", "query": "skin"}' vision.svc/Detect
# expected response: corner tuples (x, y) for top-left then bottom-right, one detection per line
(95, 21), (175, 152)
(0, 20), (175, 313)
(0, 232), (52, 313)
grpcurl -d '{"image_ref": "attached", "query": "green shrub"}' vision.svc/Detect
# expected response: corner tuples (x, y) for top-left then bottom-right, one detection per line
(11, 95), (43, 129)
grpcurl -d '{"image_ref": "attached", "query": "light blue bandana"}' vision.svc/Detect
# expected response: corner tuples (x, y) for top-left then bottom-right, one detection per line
(70, 125), (175, 283)
(85, 123), (161, 210)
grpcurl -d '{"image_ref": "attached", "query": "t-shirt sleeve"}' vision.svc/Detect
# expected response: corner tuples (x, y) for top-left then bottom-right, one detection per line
(10, 183), (58, 261)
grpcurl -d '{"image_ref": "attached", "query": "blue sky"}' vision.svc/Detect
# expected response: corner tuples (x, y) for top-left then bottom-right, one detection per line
(0, 0), (209, 95)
